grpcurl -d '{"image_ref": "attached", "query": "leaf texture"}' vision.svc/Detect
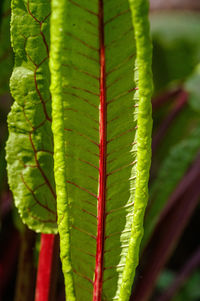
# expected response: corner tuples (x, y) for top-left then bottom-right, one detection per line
(50, 0), (152, 300)
(6, 0), (57, 233)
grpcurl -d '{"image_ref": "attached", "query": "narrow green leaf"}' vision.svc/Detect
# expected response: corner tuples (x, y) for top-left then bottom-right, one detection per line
(50, 0), (152, 300)
(6, 0), (57, 233)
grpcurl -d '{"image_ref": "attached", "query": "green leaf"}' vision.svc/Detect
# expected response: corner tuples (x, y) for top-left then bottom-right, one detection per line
(0, 0), (13, 95)
(143, 125), (200, 248)
(7, 0), (152, 299)
(6, 0), (57, 233)
(50, 0), (152, 300)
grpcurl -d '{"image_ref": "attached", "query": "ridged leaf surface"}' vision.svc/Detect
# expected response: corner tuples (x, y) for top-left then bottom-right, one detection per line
(6, 0), (57, 233)
(50, 0), (152, 300)
(7, 0), (152, 299)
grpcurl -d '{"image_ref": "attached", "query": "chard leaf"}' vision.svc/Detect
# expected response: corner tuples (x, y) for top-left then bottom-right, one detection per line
(6, 0), (57, 233)
(0, 0), (13, 95)
(50, 0), (152, 300)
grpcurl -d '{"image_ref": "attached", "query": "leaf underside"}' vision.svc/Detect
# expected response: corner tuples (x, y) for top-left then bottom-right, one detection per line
(7, 0), (152, 300)
(51, 0), (152, 300)
(6, 0), (57, 233)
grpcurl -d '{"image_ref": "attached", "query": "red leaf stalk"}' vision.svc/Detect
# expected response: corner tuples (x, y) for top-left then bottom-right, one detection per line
(35, 234), (59, 301)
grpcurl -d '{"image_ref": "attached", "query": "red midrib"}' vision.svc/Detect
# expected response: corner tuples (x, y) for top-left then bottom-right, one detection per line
(93, 0), (107, 300)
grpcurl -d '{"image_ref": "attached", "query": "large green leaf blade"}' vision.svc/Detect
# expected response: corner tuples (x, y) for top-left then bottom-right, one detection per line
(6, 0), (57, 233)
(50, 0), (152, 300)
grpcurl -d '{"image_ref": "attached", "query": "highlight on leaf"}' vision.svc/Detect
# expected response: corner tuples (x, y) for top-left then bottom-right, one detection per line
(6, 0), (153, 300)
(6, 0), (57, 233)
(50, 0), (152, 300)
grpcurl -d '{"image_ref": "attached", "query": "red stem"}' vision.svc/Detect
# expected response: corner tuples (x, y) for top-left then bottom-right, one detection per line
(35, 234), (59, 301)
(93, 1), (107, 300)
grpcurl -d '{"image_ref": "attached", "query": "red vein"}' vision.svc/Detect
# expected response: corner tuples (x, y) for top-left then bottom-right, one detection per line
(105, 27), (133, 49)
(71, 245), (96, 258)
(29, 133), (56, 199)
(69, 0), (98, 17)
(81, 208), (97, 219)
(64, 128), (99, 147)
(107, 160), (137, 177)
(72, 203), (97, 219)
(66, 180), (98, 199)
(71, 86), (99, 97)
(72, 225), (96, 240)
(104, 9), (130, 25)
(107, 88), (136, 105)
(63, 48), (99, 63)
(106, 54), (135, 76)
(107, 126), (137, 144)
(93, 1), (106, 300)
(27, 208), (55, 223)
(65, 32), (99, 51)
(34, 66), (52, 122)
(63, 90), (98, 109)
(62, 63), (99, 81)
(26, 2), (51, 122)
(21, 174), (56, 215)
(64, 107), (99, 125)
(73, 269), (94, 285)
